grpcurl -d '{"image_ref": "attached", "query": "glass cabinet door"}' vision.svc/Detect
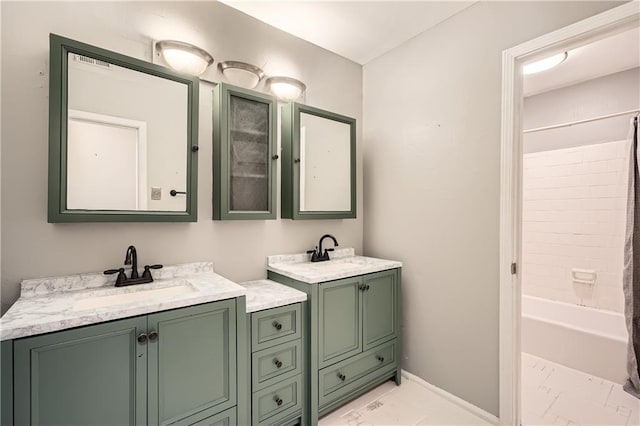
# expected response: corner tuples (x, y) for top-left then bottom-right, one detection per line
(214, 83), (276, 220)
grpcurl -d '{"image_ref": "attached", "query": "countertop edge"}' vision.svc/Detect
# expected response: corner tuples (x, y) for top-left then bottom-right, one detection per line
(0, 288), (246, 342)
(245, 294), (307, 313)
(266, 262), (402, 284)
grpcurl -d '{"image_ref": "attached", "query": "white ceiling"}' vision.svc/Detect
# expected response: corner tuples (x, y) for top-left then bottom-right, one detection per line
(523, 27), (640, 96)
(219, 1), (475, 65)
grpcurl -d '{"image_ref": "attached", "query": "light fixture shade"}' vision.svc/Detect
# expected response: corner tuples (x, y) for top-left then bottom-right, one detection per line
(156, 40), (214, 76)
(219, 61), (265, 89)
(523, 52), (568, 75)
(266, 76), (306, 101)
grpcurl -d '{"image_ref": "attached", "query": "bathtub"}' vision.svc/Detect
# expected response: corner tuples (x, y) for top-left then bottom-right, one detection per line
(521, 295), (628, 384)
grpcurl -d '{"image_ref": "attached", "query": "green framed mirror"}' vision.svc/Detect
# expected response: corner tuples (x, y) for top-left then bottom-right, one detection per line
(48, 34), (199, 222)
(281, 103), (356, 220)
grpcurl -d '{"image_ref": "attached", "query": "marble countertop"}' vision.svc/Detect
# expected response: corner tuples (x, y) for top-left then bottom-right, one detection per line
(0, 262), (246, 341)
(267, 248), (402, 284)
(239, 280), (307, 313)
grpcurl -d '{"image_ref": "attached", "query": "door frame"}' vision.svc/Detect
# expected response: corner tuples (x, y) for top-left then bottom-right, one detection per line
(68, 109), (148, 210)
(498, 3), (639, 424)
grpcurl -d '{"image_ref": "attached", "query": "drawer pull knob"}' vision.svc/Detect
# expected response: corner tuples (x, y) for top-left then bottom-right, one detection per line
(366, 284), (370, 290)
(274, 358), (283, 368)
(376, 355), (384, 362)
(148, 331), (158, 342)
(359, 284), (365, 291)
(137, 333), (147, 344)
(272, 321), (282, 330)
(338, 372), (346, 381)
(274, 396), (283, 406)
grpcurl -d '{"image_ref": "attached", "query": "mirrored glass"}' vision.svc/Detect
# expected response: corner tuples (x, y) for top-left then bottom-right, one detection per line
(66, 52), (188, 211)
(299, 112), (351, 212)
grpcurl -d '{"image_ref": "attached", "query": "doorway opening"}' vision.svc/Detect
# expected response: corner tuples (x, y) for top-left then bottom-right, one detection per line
(519, 27), (638, 425)
(499, 3), (640, 425)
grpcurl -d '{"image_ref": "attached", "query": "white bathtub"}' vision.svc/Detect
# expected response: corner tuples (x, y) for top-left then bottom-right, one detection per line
(521, 295), (628, 384)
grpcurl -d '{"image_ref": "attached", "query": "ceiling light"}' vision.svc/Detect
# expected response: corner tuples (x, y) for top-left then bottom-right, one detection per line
(218, 61), (265, 89)
(523, 52), (568, 75)
(265, 76), (306, 101)
(155, 40), (214, 76)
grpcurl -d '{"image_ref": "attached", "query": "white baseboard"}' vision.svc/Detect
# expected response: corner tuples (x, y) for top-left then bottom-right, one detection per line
(401, 369), (500, 425)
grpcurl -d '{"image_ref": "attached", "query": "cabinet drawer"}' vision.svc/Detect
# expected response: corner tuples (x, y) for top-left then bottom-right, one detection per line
(252, 304), (301, 351)
(319, 341), (395, 406)
(253, 340), (302, 391)
(252, 375), (302, 425)
(179, 407), (236, 426)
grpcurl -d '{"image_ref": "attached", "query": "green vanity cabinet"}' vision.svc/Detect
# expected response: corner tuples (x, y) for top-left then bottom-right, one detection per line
(5, 298), (248, 426)
(213, 83), (277, 220)
(318, 277), (362, 367)
(268, 269), (401, 425)
(318, 271), (398, 368)
(13, 316), (147, 425)
(249, 303), (305, 426)
(147, 302), (238, 425)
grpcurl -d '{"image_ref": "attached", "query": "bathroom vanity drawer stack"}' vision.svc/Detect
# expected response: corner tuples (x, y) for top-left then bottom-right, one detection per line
(250, 303), (304, 426)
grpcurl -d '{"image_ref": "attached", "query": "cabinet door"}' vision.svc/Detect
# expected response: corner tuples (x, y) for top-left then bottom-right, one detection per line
(213, 83), (277, 220)
(14, 317), (147, 426)
(363, 270), (398, 350)
(318, 277), (362, 368)
(147, 300), (237, 426)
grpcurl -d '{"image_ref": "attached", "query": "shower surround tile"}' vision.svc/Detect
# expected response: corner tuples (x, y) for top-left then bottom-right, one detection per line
(522, 140), (629, 313)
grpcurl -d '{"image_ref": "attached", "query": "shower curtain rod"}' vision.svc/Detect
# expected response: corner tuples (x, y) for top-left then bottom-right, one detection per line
(522, 108), (640, 134)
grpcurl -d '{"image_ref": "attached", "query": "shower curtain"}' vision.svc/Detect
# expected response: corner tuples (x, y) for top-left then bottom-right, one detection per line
(624, 114), (640, 399)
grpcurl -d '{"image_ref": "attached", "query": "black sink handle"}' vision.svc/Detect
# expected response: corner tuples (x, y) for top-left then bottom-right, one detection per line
(104, 268), (127, 286)
(141, 264), (164, 281)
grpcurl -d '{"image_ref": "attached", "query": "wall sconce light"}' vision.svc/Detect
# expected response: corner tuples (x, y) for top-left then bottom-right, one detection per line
(265, 76), (306, 101)
(155, 40), (214, 76)
(218, 61), (265, 89)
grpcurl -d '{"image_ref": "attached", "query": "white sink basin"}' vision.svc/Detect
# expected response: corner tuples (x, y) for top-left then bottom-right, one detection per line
(307, 258), (367, 272)
(73, 280), (196, 311)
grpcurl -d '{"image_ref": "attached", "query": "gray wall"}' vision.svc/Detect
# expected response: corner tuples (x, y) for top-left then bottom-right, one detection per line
(362, 1), (622, 416)
(523, 67), (640, 153)
(0, 1), (363, 313)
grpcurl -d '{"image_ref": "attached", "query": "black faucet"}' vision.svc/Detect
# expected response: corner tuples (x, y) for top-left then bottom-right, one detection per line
(125, 245), (139, 279)
(104, 245), (163, 287)
(307, 234), (339, 262)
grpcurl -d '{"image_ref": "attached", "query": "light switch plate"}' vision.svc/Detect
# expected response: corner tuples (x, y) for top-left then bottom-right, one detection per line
(151, 187), (162, 200)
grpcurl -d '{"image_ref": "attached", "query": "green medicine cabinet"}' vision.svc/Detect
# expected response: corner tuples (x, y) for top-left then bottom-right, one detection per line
(213, 83), (277, 220)
(281, 103), (356, 220)
(48, 34), (200, 223)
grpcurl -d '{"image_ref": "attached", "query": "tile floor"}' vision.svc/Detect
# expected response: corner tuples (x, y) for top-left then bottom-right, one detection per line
(317, 354), (640, 425)
(318, 376), (490, 425)
(521, 352), (640, 425)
